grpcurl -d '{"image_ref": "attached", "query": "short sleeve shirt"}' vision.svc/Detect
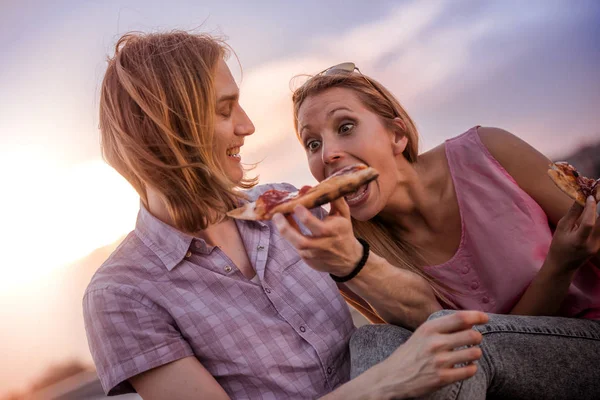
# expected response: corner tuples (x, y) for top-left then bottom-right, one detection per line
(83, 183), (356, 399)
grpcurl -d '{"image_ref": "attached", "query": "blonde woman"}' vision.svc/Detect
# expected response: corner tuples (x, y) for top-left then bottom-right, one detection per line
(274, 63), (600, 399)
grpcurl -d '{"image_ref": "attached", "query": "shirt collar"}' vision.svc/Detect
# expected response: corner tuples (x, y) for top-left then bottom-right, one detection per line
(135, 204), (201, 271)
(134, 199), (270, 271)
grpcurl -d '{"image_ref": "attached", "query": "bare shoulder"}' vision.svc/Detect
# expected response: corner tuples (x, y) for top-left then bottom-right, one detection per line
(476, 126), (550, 167)
(476, 126), (572, 224)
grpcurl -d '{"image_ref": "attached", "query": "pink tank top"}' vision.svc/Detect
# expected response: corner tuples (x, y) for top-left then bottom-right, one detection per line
(422, 127), (600, 319)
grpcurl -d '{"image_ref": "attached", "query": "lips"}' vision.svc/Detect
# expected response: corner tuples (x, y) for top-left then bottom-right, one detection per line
(344, 182), (370, 207)
(226, 146), (241, 161)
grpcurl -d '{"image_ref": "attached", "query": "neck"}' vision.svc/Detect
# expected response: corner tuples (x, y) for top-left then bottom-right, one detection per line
(379, 155), (444, 235)
(145, 186), (229, 245)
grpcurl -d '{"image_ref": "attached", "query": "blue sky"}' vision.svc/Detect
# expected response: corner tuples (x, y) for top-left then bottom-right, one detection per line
(0, 0), (599, 394)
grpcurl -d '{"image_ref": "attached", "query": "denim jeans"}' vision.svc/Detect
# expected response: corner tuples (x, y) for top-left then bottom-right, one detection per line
(350, 311), (600, 399)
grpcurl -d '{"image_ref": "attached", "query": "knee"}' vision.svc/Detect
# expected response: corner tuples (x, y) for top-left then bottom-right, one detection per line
(350, 324), (413, 353)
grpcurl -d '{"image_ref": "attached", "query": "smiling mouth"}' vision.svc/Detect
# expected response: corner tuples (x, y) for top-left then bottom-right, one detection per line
(226, 146), (241, 160)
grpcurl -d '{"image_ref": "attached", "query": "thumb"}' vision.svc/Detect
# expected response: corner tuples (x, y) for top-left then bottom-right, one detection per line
(329, 196), (351, 219)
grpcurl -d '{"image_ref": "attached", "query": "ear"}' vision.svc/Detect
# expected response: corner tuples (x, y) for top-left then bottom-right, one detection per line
(390, 117), (408, 156)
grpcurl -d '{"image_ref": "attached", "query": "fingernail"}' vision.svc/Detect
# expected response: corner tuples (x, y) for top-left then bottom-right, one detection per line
(588, 196), (595, 202)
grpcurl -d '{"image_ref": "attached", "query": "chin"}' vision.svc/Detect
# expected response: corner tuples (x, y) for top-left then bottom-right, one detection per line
(227, 169), (244, 185)
(349, 205), (378, 222)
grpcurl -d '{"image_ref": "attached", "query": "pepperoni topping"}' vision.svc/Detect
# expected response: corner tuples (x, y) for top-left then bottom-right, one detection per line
(299, 185), (312, 196)
(577, 176), (599, 198)
(259, 189), (293, 211)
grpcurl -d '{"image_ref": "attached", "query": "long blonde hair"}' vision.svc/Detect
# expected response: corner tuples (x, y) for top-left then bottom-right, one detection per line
(292, 72), (454, 307)
(99, 31), (257, 233)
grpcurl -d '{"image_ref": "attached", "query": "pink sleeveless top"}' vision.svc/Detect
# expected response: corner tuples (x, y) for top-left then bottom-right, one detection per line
(422, 127), (600, 319)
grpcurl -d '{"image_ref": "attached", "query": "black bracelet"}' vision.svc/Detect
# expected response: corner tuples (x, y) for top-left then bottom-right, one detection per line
(330, 238), (370, 283)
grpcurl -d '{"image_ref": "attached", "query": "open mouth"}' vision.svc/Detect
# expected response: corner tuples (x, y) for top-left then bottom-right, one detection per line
(226, 146), (241, 161)
(344, 182), (370, 206)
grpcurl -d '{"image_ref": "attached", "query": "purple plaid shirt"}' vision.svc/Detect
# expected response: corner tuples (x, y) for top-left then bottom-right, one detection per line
(83, 183), (355, 399)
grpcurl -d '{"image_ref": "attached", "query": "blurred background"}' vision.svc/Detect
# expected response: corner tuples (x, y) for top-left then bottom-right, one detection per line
(1, 0), (599, 398)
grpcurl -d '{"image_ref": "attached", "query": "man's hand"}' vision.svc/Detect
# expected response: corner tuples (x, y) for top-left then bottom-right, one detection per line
(322, 311), (489, 400)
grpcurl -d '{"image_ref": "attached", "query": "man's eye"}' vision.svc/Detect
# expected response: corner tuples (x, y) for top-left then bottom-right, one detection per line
(339, 123), (354, 134)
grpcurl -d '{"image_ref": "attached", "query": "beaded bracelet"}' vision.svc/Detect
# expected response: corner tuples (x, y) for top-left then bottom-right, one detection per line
(329, 238), (370, 283)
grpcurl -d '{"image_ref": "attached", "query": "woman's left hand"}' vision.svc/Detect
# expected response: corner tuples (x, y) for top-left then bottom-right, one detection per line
(272, 197), (363, 277)
(548, 196), (600, 271)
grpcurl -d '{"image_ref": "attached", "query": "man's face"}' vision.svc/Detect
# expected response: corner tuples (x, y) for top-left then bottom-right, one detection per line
(213, 59), (255, 184)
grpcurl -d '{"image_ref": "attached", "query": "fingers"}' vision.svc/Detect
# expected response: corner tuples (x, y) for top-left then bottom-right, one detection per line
(293, 205), (330, 237)
(329, 196), (351, 219)
(560, 201), (584, 228)
(419, 311), (489, 335)
(577, 196), (597, 239)
(437, 364), (478, 387)
(436, 346), (483, 369)
(439, 329), (483, 351)
(273, 213), (312, 250)
(285, 214), (302, 233)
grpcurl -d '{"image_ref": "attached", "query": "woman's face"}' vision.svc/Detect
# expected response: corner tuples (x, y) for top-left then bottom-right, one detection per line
(297, 87), (407, 221)
(212, 59), (255, 183)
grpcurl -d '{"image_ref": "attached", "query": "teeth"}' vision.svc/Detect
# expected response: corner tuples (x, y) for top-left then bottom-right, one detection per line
(345, 184), (369, 204)
(227, 147), (240, 157)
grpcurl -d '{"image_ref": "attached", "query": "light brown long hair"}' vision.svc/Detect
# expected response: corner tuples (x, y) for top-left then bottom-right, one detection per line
(99, 31), (257, 233)
(292, 72), (455, 307)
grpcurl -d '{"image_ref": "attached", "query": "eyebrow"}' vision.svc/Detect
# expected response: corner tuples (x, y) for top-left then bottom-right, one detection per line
(327, 106), (352, 117)
(299, 106), (353, 135)
(217, 93), (239, 103)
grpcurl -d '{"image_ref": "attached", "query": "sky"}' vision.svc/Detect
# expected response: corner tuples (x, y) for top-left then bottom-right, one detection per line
(0, 0), (599, 395)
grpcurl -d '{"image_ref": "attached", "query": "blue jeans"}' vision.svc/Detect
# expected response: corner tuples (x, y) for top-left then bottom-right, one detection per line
(350, 311), (600, 399)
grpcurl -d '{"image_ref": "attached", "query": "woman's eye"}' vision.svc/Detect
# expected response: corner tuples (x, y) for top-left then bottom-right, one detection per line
(339, 123), (354, 134)
(306, 140), (321, 152)
(220, 109), (232, 118)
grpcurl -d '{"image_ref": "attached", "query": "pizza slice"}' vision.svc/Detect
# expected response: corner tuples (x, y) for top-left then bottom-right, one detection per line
(548, 162), (600, 206)
(227, 164), (379, 220)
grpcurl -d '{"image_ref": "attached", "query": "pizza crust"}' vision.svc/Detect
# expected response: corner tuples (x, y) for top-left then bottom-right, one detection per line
(547, 163), (600, 206)
(227, 165), (379, 220)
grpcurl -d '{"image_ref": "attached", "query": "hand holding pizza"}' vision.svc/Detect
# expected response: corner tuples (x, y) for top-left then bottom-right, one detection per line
(547, 196), (600, 271)
(272, 197), (364, 277)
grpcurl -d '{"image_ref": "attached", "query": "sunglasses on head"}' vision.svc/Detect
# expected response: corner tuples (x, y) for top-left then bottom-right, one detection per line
(314, 62), (396, 117)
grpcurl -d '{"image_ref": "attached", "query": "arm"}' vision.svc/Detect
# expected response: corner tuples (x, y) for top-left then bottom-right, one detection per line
(130, 357), (229, 400)
(478, 127), (600, 315)
(339, 253), (442, 329)
(275, 197), (442, 329)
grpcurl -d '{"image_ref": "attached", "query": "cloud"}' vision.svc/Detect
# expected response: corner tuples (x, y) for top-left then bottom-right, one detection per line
(239, 0), (598, 186)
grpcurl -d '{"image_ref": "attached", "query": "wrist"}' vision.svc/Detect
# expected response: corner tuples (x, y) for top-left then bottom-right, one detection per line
(543, 250), (581, 275)
(330, 238), (370, 283)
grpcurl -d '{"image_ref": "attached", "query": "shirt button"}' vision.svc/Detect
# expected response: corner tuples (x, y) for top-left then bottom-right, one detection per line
(299, 325), (306, 333)
(194, 241), (203, 248)
(185, 251), (192, 258)
(482, 297), (490, 304)
(461, 266), (470, 274)
(264, 288), (271, 294)
(224, 265), (232, 273)
(327, 367), (333, 375)
(470, 281), (479, 290)
(257, 245), (265, 250)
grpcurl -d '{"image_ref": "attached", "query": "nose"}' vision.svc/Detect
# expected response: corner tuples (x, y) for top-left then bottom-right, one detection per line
(235, 105), (255, 136)
(321, 142), (343, 165)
